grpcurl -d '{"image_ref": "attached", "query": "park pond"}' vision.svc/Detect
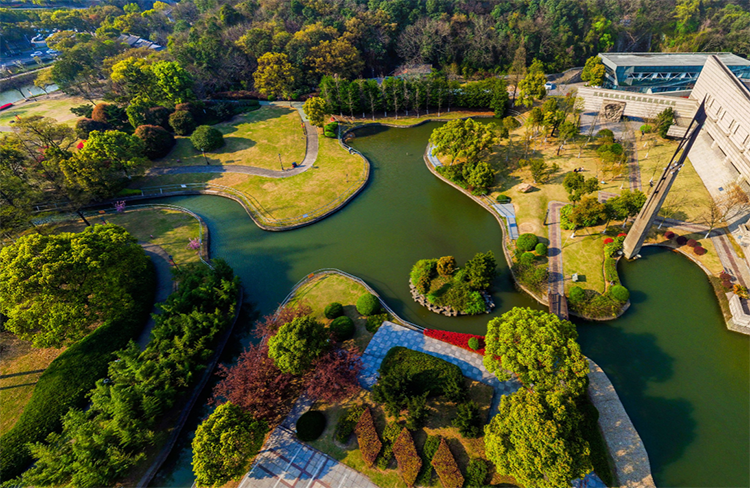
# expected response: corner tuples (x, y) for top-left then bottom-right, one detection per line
(150, 123), (749, 487)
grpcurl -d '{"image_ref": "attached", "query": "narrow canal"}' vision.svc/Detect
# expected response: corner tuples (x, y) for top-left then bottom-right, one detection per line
(152, 123), (749, 487)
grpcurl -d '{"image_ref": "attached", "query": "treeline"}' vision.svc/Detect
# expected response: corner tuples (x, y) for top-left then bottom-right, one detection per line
(13, 261), (241, 487)
(318, 75), (509, 119)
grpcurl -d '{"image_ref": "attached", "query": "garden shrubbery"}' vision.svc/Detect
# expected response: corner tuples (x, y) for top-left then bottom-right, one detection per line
(676, 235), (688, 246)
(664, 230), (676, 239)
(516, 233), (538, 252)
(604, 257), (620, 284)
(190, 125), (225, 151)
(694, 246), (707, 255)
(355, 408), (382, 467)
(335, 405), (365, 444)
(568, 286), (586, 305)
(366, 313), (390, 333)
(296, 411), (327, 442)
(431, 438), (464, 488)
(356, 293), (381, 316)
(324, 302), (344, 319)
(169, 110), (196, 135)
(393, 428), (421, 486)
(135, 124), (175, 159)
(75, 118), (110, 139)
(610, 284), (630, 302)
(452, 401), (482, 438)
(604, 235), (625, 257)
(535, 242), (548, 255)
(376, 347), (464, 403)
(466, 458), (489, 487)
(330, 315), (355, 341)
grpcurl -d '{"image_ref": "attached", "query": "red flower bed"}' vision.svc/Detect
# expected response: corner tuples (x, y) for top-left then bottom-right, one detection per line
(617, 233), (627, 237)
(424, 329), (485, 355)
(0, 103), (13, 111)
(603, 237), (614, 244)
(76, 140), (86, 150)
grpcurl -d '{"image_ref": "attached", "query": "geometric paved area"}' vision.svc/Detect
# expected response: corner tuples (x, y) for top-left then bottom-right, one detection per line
(359, 321), (520, 415)
(241, 426), (378, 488)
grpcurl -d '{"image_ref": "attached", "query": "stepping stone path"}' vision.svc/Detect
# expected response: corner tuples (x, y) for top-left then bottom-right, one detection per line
(359, 321), (520, 415)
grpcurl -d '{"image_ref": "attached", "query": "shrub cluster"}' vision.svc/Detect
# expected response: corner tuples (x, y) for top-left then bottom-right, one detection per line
(675, 235), (688, 246)
(324, 302), (344, 319)
(416, 435), (441, 485)
(169, 110), (196, 135)
(431, 438), (464, 488)
(392, 428), (422, 486)
(75, 117), (110, 139)
(354, 408), (382, 467)
(17, 262), (241, 487)
(365, 313), (390, 333)
(434, 160), (495, 193)
(610, 284), (630, 302)
(560, 204), (575, 230)
(423, 329), (485, 355)
(535, 242), (548, 255)
(374, 421), (402, 469)
(467, 337), (480, 350)
(296, 411), (326, 442)
(324, 121), (339, 138)
(330, 315), (355, 341)
(410, 258), (437, 294)
(604, 235), (625, 257)
(516, 233), (538, 252)
(356, 293), (381, 316)
(664, 230), (676, 240)
(0, 265), (156, 483)
(604, 257), (620, 284)
(569, 288), (627, 318)
(694, 246), (707, 255)
(335, 405), (365, 444)
(686, 238), (698, 247)
(466, 458), (489, 487)
(568, 286), (586, 305)
(452, 401), (483, 438)
(190, 125), (225, 151)
(135, 124), (175, 159)
(512, 258), (549, 294)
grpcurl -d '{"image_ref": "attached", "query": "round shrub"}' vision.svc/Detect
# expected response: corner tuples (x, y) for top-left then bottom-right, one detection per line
(535, 243), (548, 255)
(520, 252), (535, 266)
(596, 129), (615, 142)
(610, 284), (630, 302)
(145, 106), (171, 130)
(190, 125), (224, 151)
(517, 233), (539, 252)
(603, 237), (614, 244)
(640, 124), (653, 134)
(686, 238), (698, 247)
(664, 231), (676, 239)
(135, 125), (175, 159)
(356, 293), (381, 316)
(330, 315), (355, 341)
(694, 246), (707, 256)
(296, 411), (326, 442)
(91, 102), (126, 129)
(720, 271), (732, 281)
(569, 286), (586, 305)
(75, 118), (110, 139)
(324, 302), (344, 319)
(675, 235), (687, 246)
(496, 194), (511, 203)
(467, 337), (480, 350)
(169, 110), (196, 135)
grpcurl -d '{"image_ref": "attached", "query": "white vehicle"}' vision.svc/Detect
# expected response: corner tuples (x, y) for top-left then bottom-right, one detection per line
(544, 82), (556, 90)
(31, 51), (43, 57)
(46, 49), (58, 55)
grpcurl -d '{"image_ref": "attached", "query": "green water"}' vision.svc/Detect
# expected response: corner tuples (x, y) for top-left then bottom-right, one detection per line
(151, 123), (749, 487)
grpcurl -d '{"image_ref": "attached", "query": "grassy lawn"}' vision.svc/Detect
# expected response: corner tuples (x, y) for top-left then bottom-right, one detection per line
(133, 131), (365, 225)
(561, 229), (608, 294)
(43, 208), (202, 265)
(156, 106), (306, 170)
(286, 273), (374, 351)
(643, 226), (724, 275)
(309, 377), (511, 487)
(0, 94), (88, 127)
(0, 333), (64, 436)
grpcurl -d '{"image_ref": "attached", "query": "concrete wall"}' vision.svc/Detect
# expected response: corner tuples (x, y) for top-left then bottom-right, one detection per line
(691, 55), (750, 182)
(578, 86), (698, 123)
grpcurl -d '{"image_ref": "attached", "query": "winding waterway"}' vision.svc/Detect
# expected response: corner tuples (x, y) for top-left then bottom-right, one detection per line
(151, 123), (748, 487)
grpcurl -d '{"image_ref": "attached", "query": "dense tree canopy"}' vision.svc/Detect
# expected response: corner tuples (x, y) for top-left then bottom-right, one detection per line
(268, 315), (330, 375)
(483, 307), (589, 397)
(430, 118), (498, 165)
(0, 225), (149, 348)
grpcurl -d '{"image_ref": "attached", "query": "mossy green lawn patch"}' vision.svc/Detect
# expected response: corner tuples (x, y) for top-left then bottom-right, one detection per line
(0, 95), (88, 127)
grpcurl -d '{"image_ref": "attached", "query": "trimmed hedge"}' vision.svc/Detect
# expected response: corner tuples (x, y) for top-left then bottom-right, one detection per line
(296, 411), (326, 442)
(379, 347), (464, 401)
(393, 428), (421, 486)
(330, 315), (355, 341)
(0, 263), (156, 482)
(356, 293), (381, 316)
(675, 235), (687, 246)
(324, 302), (344, 319)
(610, 284), (630, 302)
(135, 124), (175, 159)
(169, 110), (196, 135)
(453, 401), (482, 438)
(694, 246), (707, 256)
(687, 238), (698, 247)
(535, 242), (548, 255)
(516, 233), (538, 252)
(423, 329), (485, 355)
(604, 257), (619, 284)
(75, 117), (110, 139)
(431, 438), (464, 488)
(664, 231), (676, 239)
(335, 405), (365, 444)
(355, 408), (382, 467)
(467, 337), (480, 350)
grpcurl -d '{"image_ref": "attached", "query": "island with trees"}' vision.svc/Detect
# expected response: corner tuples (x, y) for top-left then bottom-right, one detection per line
(409, 252), (497, 316)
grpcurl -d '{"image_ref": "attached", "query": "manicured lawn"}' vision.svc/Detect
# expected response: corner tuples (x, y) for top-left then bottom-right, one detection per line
(309, 377), (504, 487)
(562, 229), (607, 294)
(286, 273), (374, 351)
(133, 131), (366, 226)
(0, 94), (88, 127)
(156, 106), (306, 170)
(0, 333), (64, 436)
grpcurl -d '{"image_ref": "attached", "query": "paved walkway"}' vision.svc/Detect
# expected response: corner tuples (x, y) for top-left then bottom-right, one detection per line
(623, 120), (643, 192)
(136, 243), (176, 349)
(359, 321), (520, 414)
(547, 201), (566, 296)
(242, 426), (378, 488)
(491, 202), (519, 240)
(148, 102), (319, 180)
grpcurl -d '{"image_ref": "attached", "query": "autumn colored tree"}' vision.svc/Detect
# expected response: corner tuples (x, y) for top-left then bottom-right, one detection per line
(192, 402), (267, 488)
(581, 55), (606, 87)
(307, 38), (364, 79)
(304, 347), (363, 403)
(253, 303), (313, 339)
(483, 308), (589, 397)
(303, 96), (330, 127)
(254, 52), (296, 100)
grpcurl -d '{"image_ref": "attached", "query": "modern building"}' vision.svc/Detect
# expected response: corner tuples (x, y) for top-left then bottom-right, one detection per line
(598, 52), (750, 94)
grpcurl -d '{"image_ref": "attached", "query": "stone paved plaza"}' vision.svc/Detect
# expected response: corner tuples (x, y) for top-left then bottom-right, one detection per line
(359, 321), (520, 414)
(241, 426), (378, 488)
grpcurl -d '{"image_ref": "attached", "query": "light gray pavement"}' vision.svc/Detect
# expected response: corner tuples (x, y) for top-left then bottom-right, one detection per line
(623, 119), (643, 191)
(547, 201), (566, 296)
(490, 202), (519, 240)
(242, 426), (378, 488)
(147, 102), (319, 179)
(136, 243), (176, 349)
(359, 321), (520, 415)
(688, 131), (742, 202)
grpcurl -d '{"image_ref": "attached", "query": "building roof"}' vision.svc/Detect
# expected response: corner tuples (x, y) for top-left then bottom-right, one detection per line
(118, 34), (163, 51)
(599, 52), (750, 68)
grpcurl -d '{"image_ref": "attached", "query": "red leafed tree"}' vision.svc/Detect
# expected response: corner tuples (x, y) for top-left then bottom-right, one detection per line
(304, 347), (363, 403)
(253, 302), (312, 339)
(211, 341), (300, 426)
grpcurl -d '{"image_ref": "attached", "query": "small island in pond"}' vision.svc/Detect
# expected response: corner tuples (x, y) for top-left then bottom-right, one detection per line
(409, 252), (497, 316)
